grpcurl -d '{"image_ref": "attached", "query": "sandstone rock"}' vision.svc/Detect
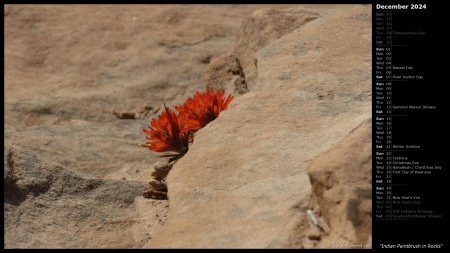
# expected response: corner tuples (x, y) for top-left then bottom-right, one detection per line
(3, 145), (162, 248)
(146, 5), (371, 248)
(205, 7), (332, 95)
(234, 8), (322, 91)
(4, 4), (298, 180)
(4, 4), (372, 249)
(306, 119), (372, 249)
(5, 5), (307, 248)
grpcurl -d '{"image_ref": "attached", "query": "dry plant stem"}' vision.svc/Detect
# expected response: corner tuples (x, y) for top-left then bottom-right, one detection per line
(143, 161), (173, 200)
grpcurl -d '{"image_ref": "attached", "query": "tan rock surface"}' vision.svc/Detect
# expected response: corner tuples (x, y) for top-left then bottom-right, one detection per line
(205, 8), (325, 95)
(4, 145), (168, 248)
(5, 4), (302, 248)
(4, 4), (301, 180)
(4, 4), (372, 249)
(146, 5), (371, 248)
(296, 119), (372, 249)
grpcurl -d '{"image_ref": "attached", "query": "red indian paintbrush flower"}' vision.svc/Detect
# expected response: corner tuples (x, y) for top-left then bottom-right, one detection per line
(176, 88), (234, 133)
(141, 103), (190, 155)
(138, 88), (233, 162)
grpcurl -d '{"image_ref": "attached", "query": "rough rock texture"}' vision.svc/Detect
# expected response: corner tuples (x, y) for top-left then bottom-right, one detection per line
(301, 119), (372, 249)
(146, 5), (371, 248)
(4, 4), (300, 180)
(205, 8), (325, 95)
(204, 5), (355, 95)
(4, 145), (169, 248)
(4, 5), (302, 248)
(4, 4), (372, 249)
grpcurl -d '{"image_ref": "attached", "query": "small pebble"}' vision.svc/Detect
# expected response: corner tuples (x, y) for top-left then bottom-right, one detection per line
(308, 232), (321, 241)
(119, 112), (136, 119)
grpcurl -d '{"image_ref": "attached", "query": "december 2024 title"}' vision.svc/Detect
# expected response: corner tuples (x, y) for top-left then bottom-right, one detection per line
(376, 4), (426, 10)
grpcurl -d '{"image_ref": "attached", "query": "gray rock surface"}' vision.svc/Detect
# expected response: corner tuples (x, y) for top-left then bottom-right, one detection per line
(4, 145), (169, 248)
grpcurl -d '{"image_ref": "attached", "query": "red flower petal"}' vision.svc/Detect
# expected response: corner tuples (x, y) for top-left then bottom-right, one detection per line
(177, 88), (234, 134)
(142, 104), (189, 154)
(141, 88), (233, 156)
